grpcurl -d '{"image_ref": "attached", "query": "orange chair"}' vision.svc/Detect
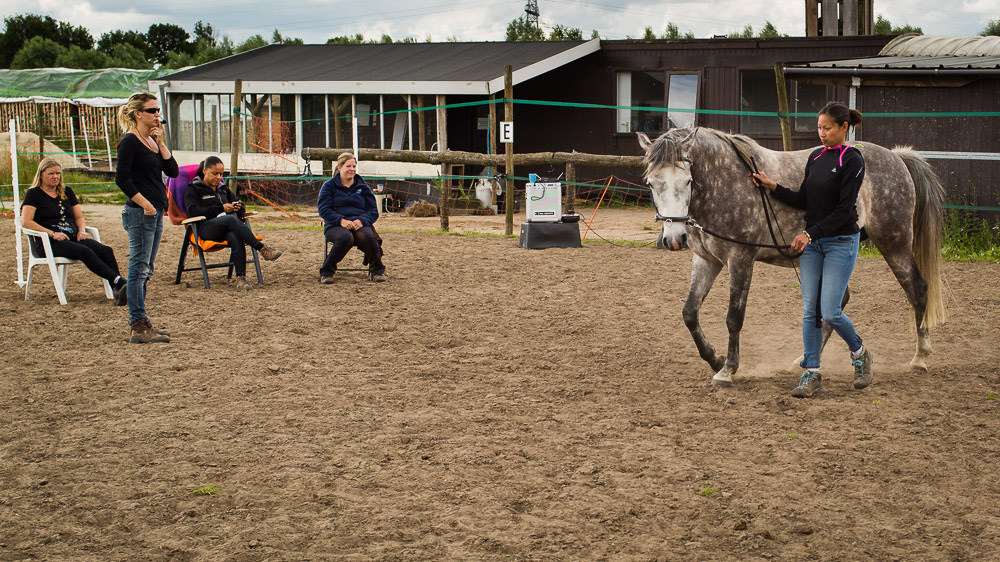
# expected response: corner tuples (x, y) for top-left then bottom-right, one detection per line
(167, 164), (263, 289)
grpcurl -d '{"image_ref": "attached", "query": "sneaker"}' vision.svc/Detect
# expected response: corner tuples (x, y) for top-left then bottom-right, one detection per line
(319, 274), (334, 284)
(259, 245), (282, 261)
(791, 371), (823, 398)
(129, 319), (170, 344)
(234, 276), (253, 291)
(852, 348), (874, 389)
(112, 279), (127, 306)
(369, 270), (387, 283)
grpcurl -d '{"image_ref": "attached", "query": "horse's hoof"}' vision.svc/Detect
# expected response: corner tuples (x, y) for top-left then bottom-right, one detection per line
(711, 379), (732, 388)
(908, 364), (928, 374)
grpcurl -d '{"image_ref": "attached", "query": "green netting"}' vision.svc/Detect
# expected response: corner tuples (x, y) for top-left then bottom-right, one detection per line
(0, 68), (170, 105)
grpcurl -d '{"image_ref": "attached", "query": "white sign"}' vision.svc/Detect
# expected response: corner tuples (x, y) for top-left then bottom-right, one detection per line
(500, 121), (514, 143)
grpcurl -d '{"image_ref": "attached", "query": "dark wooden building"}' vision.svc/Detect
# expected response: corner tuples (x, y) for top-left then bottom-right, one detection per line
(785, 35), (1000, 211)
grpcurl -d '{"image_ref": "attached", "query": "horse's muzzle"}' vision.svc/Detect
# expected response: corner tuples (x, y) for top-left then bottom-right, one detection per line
(661, 231), (688, 250)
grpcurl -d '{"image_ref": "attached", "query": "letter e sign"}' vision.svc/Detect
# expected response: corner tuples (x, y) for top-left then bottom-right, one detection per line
(500, 121), (514, 144)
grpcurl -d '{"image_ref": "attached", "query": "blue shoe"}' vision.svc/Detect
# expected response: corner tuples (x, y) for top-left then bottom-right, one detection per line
(852, 349), (874, 389)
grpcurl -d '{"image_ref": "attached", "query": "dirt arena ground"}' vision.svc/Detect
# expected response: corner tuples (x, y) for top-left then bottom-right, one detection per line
(1, 205), (998, 560)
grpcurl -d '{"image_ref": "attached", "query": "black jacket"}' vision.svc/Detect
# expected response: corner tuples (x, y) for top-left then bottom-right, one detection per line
(772, 145), (865, 240)
(184, 178), (238, 219)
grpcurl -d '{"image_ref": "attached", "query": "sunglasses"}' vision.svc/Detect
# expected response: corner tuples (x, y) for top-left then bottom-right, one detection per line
(138, 107), (161, 114)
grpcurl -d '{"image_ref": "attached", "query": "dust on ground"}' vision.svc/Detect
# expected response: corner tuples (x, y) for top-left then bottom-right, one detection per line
(1, 206), (998, 560)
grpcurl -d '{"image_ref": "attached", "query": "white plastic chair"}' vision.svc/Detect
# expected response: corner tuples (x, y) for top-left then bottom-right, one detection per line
(21, 225), (114, 305)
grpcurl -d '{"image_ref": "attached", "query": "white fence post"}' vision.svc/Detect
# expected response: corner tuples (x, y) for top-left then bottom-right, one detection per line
(69, 117), (78, 167)
(11, 119), (25, 287)
(102, 116), (113, 171)
(82, 114), (92, 169)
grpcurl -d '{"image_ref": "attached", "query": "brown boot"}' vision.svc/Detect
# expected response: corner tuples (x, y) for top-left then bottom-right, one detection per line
(234, 275), (253, 291)
(130, 319), (170, 344)
(147, 318), (169, 336)
(259, 245), (282, 261)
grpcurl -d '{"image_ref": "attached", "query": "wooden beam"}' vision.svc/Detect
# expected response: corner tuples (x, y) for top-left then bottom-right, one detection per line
(437, 94), (449, 231)
(504, 65), (514, 236)
(230, 79), (242, 196)
(774, 62), (792, 151)
(302, 147), (645, 168)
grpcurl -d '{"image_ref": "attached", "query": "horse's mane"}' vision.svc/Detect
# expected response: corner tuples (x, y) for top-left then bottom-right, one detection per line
(643, 127), (758, 179)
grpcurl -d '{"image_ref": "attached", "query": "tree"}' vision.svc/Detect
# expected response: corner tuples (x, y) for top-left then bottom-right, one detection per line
(271, 29), (303, 45)
(873, 15), (922, 35)
(643, 26), (656, 40)
(147, 23), (193, 65)
(506, 16), (545, 41)
(236, 34), (269, 53)
(590, 29), (600, 40)
(162, 50), (193, 70)
(327, 33), (366, 44)
(548, 25), (583, 41)
(662, 22), (694, 39)
(10, 36), (65, 68)
(981, 19), (1000, 36)
(55, 45), (111, 69)
(758, 21), (787, 38)
(193, 21), (216, 46)
(730, 24), (755, 38)
(109, 43), (152, 69)
(0, 14), (93, 67)
(192, 36), (234, 65)
(97, 30), (147, 56)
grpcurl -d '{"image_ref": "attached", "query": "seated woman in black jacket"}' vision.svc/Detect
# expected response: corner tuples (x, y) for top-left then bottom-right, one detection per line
(183, 156), (281, 290)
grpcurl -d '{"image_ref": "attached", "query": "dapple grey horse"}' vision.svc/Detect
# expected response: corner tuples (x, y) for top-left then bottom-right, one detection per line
(639, 127), (946, 387)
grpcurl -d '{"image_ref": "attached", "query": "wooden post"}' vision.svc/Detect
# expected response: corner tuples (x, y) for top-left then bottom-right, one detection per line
(565, 162), (576, 213)
(488, 93), (498, 207)
(35, 103), (44, 156)
(322, 158), (332, 177)
(230, 79), (243, 196)
(436, 94), (449, 231)
(773, 62), (792, 151)
(504, 65), (514, 237)
(417, 95), (427, 151)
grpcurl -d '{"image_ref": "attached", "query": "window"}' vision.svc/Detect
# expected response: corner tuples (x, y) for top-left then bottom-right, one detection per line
(168, 94), (194, 151)
(355, 94), (381, 149)
(328, 94), (351, 148)
(741, 71), (830, 135)
(793, 81), (828, 132)
(617, 71), (699, 133)
(301, 94), (327, 149)
(740, 70), (780, 135)
(382, 94), (410, 150)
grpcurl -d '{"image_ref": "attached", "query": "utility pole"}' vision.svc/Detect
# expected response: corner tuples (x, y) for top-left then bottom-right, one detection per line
(525, 0), (540, 29)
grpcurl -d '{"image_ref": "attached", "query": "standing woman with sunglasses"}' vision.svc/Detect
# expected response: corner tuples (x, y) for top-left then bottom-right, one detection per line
(115, 92), (178, 343)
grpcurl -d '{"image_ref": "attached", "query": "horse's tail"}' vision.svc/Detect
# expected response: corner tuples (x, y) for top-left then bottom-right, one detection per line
(894, 146), (947, 329)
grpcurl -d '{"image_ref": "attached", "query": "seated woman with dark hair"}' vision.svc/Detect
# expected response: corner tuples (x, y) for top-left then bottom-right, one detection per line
(183, 156), (282, 290)
(21, 156), (127, 305)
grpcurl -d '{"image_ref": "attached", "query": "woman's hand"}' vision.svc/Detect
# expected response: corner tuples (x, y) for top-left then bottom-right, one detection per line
(351, 219), (363, 230)
(149, 125), (163, 146)
(51, 231), (69, 241)
(223, 203), (236, 213)
(76, 229), (88, 241)
(340, 218), (356, 230)
(750, 171), (777, 191)
(142, 203), (157, 216)
(791, 232), (811, 253)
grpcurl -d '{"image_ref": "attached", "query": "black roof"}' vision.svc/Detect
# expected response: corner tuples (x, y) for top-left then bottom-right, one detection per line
(161, 41), (590, 83)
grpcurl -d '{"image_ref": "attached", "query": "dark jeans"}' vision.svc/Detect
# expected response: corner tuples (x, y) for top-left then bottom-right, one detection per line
(32, 237), (121, 282)
(320, 225), (384, 276)
(198, 214), (263, 276)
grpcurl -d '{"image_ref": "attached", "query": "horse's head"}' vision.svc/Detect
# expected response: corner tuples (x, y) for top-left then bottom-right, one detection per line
(638, 129), (697, 250)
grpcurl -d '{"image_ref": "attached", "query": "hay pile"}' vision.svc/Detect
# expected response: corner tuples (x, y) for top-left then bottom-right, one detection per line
(405, 200), (439, 217)
(0, 132), (81, 169)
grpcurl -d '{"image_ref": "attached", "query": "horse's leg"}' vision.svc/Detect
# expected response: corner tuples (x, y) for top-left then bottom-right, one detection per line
(711, 253), (755, 388)
(683, 254), (726, 373)
(791, 285), (851, 371)
(881, 250), (932, 372)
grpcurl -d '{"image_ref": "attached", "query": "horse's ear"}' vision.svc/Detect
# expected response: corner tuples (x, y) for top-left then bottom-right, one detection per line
(636, 132), (652, 151)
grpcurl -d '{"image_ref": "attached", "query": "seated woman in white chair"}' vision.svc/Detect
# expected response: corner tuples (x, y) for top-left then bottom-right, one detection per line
(183, 156), (282, 290)
(21, 157), (127, 305)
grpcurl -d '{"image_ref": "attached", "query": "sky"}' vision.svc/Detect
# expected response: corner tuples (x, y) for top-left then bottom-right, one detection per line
(3, 0), (997, 45)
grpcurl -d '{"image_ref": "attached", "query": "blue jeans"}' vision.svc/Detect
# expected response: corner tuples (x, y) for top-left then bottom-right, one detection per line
(122, 207), (164, 324)
(799, 232), (863, 369)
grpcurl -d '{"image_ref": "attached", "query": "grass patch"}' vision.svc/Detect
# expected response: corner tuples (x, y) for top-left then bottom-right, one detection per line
(858, 434), (873, 441)
(872, 399), (883, 406)
(942, 205), (1000, 262)
(698, 485), (719, 496)
(785, 430), (795, 440)
(988, 392), (997, 401)
(187, 485), (219, 496)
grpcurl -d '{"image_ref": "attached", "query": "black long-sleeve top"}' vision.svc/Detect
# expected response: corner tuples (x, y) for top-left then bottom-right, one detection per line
(115, 132), (178, 212)
(772, 145), (865, 240)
